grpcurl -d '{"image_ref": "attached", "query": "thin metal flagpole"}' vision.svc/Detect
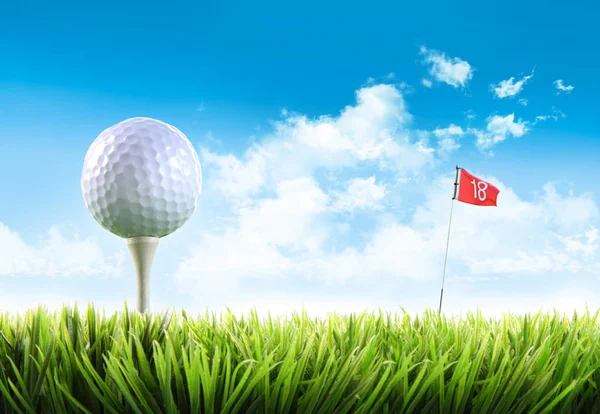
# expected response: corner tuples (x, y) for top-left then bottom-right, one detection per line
(439, 165), (460, 315)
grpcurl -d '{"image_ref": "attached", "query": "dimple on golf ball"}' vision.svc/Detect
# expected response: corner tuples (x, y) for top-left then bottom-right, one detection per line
(81, 117), (202, 238)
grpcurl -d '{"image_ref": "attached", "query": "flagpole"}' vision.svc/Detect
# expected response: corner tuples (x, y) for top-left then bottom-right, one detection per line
(439, 165), (460, 315)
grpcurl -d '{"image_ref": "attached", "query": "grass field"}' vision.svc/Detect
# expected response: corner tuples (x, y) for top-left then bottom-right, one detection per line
(0, 303), (599, 413)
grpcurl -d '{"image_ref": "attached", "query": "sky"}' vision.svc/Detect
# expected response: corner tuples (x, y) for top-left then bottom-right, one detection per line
(1, 0), (599, 319)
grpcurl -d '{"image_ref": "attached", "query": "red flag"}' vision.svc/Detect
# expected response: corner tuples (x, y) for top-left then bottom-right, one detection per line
(456, 168), (500, 206)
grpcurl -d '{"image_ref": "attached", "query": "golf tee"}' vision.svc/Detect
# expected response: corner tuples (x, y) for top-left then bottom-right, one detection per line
(126, 236), (159, 313)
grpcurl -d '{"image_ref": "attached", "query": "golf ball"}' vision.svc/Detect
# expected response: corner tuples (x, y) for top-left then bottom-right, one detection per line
(81, 117), (202, 238)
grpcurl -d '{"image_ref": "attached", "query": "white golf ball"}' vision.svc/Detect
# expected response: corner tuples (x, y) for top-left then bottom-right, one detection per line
(81, 117), (202, 238)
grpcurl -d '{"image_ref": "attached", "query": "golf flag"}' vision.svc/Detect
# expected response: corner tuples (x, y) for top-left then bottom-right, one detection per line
(439, 166), (500, 315)
(456, 168), (500, 207)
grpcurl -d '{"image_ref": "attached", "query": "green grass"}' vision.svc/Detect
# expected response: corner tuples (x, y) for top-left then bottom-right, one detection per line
(1, 303), (600, 413)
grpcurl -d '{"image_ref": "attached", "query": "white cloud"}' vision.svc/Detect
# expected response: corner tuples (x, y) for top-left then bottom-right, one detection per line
(541, 183), (598, 230)
(203, 131), (221, 146)
(554, 79), (574, 94)
(421, 78), (433, 88)
(201, 146), (269, 201)
(433, 124), (465, 155)
(0, 223), (124, 277)
(470, 113), (528, 151)
(490, 68), (535, 98)
(201, 84), (434, 202)
(553, 228), (598, 257)
(518, 99), (528, 106)
(532, 107), (567, 125)
(419, 46), (474, 88)
(332, 177), (386, 212)
(174, 177), (330, 295)
(534, 115), (550, 123)
(396, 82), (415, 94)
(552, 106), (566, 119)
(288, 85), (413, 159)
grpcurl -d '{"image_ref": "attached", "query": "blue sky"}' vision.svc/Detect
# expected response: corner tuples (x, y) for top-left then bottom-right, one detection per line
(1, 0), (599, 318)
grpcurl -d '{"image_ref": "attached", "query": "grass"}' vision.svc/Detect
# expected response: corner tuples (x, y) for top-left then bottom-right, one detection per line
(1, 303), (600, 413)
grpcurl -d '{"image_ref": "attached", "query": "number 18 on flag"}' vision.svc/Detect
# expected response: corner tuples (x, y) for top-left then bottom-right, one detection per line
(456, 168), (500, 207)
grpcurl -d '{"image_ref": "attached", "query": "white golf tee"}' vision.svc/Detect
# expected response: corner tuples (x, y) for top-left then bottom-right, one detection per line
(127, 236), (159, 313)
